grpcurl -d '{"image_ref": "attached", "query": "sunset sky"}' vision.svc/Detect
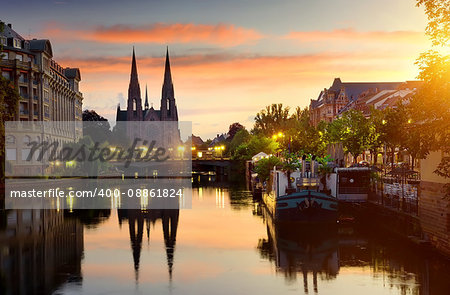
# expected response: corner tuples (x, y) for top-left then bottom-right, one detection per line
(3, 0), (430, 139)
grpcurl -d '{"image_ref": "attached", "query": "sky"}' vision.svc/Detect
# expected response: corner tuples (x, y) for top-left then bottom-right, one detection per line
(2, 0), (430, 139)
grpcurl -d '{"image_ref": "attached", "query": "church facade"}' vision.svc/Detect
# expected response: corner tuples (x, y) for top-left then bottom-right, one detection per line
(116, 47), (178, 123)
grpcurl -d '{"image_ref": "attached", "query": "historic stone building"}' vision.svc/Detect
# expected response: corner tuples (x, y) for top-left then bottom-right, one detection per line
(116, 47), (180, 148)
(116, 47), (178, 123)
(0, 21), (83, 122)
(309, 78), (401, 126)
(1, 21), (83, 175)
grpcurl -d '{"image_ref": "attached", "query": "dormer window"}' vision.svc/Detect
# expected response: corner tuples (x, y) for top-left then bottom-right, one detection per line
(0, 37), (6, 46)
(13, 38), (21, 48)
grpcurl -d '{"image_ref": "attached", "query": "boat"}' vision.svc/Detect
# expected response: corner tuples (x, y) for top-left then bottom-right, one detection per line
(262, 161), (338, 223)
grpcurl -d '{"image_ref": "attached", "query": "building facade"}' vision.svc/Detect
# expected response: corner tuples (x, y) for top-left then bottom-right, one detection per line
(1, 21), (83, 175)
(116, 47), (180, 148)
(1, 21), (83, 122)
(116, 47), (178, 123)
(309, 78), (402, 126)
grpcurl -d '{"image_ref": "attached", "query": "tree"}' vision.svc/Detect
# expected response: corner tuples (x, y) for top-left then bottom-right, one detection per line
(416, 0), (449, 46)
(365, 108), (385, 165)
(410, 0), (450, 180)
(328, 110), (369, 164)
(227, 122), (245, 141)
(82, 109), (111, 144)
(0, 77), (20, 183)
(233, 134), (278, 161)
(254, 156), (281, 182)
(229, 129), (250, 156)
(253, 103), (290, 136)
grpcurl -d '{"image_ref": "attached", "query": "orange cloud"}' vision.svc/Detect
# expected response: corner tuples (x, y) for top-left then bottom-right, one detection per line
(42, 23), (264, 46)
(284, 28), (427, 44)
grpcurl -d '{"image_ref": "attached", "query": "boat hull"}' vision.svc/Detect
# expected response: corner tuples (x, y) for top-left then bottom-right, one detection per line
(263, 190), (338, 224)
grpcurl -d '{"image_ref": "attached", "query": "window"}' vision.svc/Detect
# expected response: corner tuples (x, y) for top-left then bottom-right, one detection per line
(2, 71), (11, 80)
(15, 54), (22, 61)
(13, 38), (21, 48)
(6, 135), (15, 145)
(23, 135), (31, 145)
(6, 148), (16, 161)
(22, 148), (31, 161)
(0, 37), (6, 46)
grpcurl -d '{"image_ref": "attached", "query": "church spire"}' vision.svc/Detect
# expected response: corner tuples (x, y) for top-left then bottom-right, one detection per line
(144, 84), (149, 110)
(164, 46), (172, 86)
(130, 47), (139, 89)
(127, 47), (143, 121)
(161, 46), (176, 121)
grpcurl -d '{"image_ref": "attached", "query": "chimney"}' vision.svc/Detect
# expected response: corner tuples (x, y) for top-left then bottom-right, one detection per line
(7, 24), (11, 28)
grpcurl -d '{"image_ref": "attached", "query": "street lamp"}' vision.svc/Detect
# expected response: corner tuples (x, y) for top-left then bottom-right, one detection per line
(177, 145), (185, 159)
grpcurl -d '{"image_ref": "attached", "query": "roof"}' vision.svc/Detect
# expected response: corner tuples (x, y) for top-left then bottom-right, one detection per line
(65, 68), (81, 81)
(116, 108), (162, 121)
(328, 78), (402, 101)
(0, 22), (24, 40)
(29, 39), (53, 57)
(191, 135), (204, 146)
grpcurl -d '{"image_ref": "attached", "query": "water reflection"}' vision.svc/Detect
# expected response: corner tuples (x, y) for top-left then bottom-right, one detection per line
(0, 210), (83, 295)
(117, 209), (179, 282)
(255, 201), (450, 295)
(258, 207), (339, 293)
(1, 188), (450, 295)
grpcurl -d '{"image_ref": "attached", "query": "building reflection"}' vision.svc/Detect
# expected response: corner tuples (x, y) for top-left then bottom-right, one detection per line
(257, 206), (339, 293)
(256, 203), (450, 295)
(0, 209), (83, 295)
(118, 209), (179, 282)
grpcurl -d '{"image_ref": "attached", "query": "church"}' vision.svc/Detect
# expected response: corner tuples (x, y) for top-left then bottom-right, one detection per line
(116, 47), (178, 122)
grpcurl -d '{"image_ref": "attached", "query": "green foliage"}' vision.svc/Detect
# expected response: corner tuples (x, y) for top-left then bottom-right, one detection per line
(416, 0), (450, 46)
(227, 122), (245, 141)
(229, 129), (250, 156)
(326, 109), (369, 162)
(280, 151), (302, 172)
(232, 134), (278, 161)
(82, 109), (112, 144)
(253, 103), (290, 136)
(254, 156), (281, 182)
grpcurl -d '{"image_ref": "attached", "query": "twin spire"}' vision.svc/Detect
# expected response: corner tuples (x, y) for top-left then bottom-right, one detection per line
(128, 46), (174, 111)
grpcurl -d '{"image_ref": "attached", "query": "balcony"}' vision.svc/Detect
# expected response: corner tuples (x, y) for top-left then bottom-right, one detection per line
(33, 96), (39, 101)
(18, 78), (28, 84)
(33, 80), (38, 85)
(34, 110), (39, 116)
(20, 93), (29, 99)
(20, 109), (29, 115)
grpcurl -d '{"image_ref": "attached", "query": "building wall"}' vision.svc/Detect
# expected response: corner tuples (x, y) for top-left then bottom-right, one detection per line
(419, 151), (450, 256)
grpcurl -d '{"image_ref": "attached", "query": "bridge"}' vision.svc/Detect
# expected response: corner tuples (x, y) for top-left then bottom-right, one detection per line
(192, 158), (233, 174)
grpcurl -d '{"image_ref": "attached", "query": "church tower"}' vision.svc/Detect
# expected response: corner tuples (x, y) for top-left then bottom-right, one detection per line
(161, 47), (178, 121)
(127, 48), (143, 121)
(144, 84), (149, 110)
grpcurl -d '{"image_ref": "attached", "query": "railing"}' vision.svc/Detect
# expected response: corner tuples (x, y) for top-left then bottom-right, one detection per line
(295, 177), (320, 187)
(18, 78), (28, 84)
(339, 187), (368, 194)
(33, 95), (38, 101)
(20, 93), (29, 99)
(20, 109), (29, 115)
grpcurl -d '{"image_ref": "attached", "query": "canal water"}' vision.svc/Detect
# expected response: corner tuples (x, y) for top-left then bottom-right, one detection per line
(1, 186), (450, 295)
